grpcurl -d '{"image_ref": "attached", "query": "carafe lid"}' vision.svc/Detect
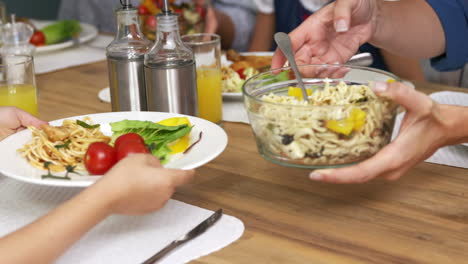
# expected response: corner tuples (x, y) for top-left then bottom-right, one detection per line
(1, 16), (34, 45)
(106, 0), (151, 59)
(145, 0), (194, 64)
(0, 15), (35, 56)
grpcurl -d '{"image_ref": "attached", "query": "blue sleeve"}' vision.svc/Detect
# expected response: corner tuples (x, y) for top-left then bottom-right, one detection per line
(425, 0), (468, 71)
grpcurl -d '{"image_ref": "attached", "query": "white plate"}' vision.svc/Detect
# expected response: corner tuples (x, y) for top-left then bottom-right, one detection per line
(32, 20), (98, 54)
(0, 112), (228, 187)
(222, 52), (274, 99)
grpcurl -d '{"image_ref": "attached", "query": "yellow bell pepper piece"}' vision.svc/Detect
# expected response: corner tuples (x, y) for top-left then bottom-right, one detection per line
(387, 79), (396, 83)
(326, 108), (367, 135)
(326, 119), (354, 136)
(157, 117), (190, 126)
(353, 119), (365, 131)
(288, 86), (312, 100)
(349, 108), (367, 131)
(157, 117), (191, 154)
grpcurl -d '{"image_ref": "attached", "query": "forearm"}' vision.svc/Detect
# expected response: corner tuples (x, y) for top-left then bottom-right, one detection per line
(439, 104), (468, 146)
(380, 49), (425, 81)
(212, 8), (235, 50)
(248, 13), (275, 52)
(371, 0), (445, 59)
(0, 182), (113, 264)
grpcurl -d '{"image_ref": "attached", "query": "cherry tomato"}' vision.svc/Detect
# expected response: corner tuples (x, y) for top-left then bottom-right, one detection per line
(138, 5), (150, 15)
(84, 142), (117, 175)
(116, 140), (149, 161)
(236, 68), (246, 79)
(114, 133), (145, 150)
(30, 31), (45, 46)
(145, 15), (157, 30)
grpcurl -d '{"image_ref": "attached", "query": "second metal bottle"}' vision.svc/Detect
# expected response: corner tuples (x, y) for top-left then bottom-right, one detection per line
(144, 2), (198, 116)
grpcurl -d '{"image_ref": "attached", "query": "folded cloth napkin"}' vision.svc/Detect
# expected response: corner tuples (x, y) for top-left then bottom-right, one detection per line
(392, 91), (468, 169)
(0, 175), (244, 264)
(34, 35), (113, 74)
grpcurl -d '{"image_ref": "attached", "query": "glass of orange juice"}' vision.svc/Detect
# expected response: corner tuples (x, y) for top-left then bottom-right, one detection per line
(0, 55), (38, 116)
(181, 33), (222, 124)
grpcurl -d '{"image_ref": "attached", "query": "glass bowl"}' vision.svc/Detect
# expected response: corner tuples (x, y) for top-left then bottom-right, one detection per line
(242, 64), (400, 169)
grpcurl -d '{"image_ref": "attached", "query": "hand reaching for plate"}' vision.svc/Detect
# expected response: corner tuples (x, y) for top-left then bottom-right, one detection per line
(0, 154), (194, 264)
(94, 154), (195, 215)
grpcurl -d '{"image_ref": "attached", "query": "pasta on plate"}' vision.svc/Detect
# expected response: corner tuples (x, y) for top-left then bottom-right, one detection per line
(18, 118), (109, 172)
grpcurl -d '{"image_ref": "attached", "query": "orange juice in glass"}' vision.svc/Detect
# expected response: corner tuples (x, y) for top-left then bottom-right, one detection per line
(197, 67), (222, 123)
(182, 33), (222, 124)
(0, 55), (38, 116)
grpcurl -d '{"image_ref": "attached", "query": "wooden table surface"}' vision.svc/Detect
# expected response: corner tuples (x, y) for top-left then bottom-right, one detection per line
(36, 61), (468, 264)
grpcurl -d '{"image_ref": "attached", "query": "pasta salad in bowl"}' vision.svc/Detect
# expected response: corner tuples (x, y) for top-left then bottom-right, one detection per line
(242, 64), (400, 169)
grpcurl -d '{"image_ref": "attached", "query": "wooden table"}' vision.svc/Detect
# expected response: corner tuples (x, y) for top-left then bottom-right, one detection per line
(37, 62), (468, 264)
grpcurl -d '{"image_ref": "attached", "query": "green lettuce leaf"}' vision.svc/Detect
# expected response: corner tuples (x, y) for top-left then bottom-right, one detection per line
(110, 119), (193, 163)
(259, 70), (291, 86)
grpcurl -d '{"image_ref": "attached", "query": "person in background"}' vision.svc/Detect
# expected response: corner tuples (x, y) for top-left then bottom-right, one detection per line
(0, 106), (195, 263)
(210, 0), (257, 51)
(58, 0), (256, 51)
(58, 0), (216, 34)
(271, 0), (468, 183)
(58, 0), (129, 33)
(251, 0), (426, 81)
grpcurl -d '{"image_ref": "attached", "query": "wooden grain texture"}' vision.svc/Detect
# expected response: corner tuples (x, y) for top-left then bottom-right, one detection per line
(36, 63), (468, 264)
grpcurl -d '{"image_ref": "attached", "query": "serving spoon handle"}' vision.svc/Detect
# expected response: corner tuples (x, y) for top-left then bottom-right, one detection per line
(274, 32), (309, 103)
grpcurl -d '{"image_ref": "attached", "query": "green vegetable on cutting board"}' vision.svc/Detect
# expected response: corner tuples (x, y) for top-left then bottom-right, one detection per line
(41, 20), (81, 45)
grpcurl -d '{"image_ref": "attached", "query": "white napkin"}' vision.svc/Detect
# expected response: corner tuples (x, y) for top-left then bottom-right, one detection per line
(222, 99), (249, 123)
(0, 176), (244, 264)
(34, 35), (113, 74)
(392, 91), (468, 169)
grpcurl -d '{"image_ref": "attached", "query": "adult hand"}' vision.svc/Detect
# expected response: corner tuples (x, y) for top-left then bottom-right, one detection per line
(96, 154), (194, 215)
(271, 0), (380, 70)
(0, 106), (47, 141)
(309, 81), (461, 183)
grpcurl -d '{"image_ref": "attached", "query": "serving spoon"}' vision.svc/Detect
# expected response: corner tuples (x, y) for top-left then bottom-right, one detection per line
(274, 32), (310, 103)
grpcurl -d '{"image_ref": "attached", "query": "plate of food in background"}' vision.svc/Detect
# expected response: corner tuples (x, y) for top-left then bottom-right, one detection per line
(25, 19), (98, 53)
(222, 50), (274, 99)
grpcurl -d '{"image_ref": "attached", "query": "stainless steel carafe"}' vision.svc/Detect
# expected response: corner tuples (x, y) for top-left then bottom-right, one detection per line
(106, 0), (151, 111)
(144, 0), (198, 116)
